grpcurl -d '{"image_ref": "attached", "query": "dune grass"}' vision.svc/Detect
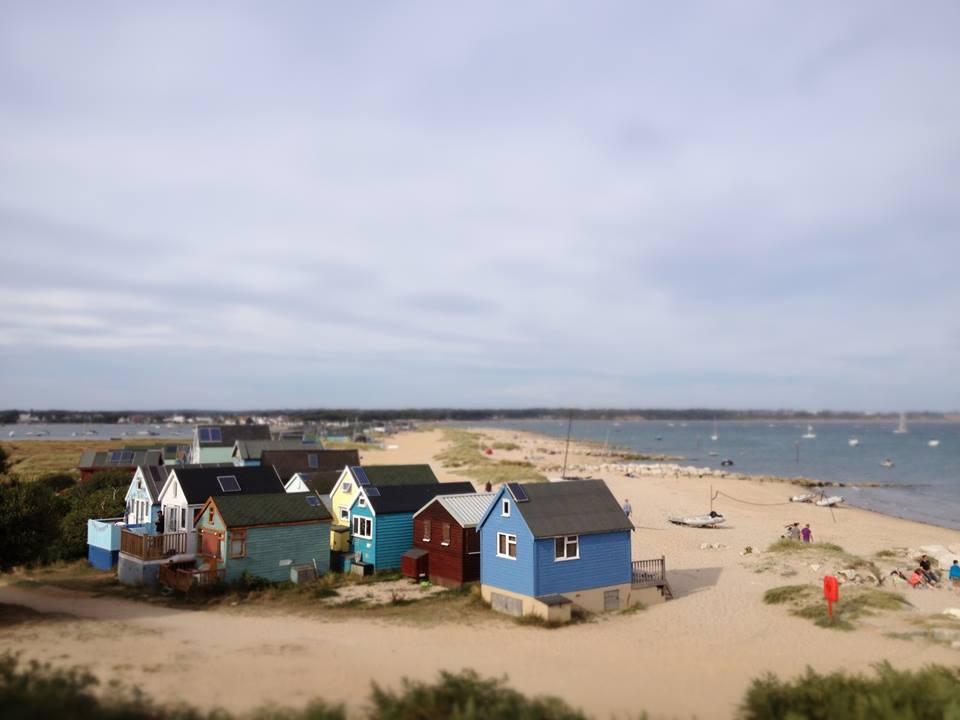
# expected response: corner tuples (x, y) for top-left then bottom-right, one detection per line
(764, 582), (910, 631)
(436, 429), (545, 484)
(766, 539), (881, 578)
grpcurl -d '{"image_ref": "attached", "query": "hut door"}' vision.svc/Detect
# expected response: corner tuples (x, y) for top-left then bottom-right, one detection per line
(201, 532), (221, 558)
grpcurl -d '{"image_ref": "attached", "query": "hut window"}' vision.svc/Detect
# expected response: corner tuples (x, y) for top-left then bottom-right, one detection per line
(208, 507), (214, 523)
(358, 497), (366, 507)
(496, 532), (517, 559)
(230, 530), (247, 558)
(501, 500), (510, 517)
(181, 508), (187, 529)
(352, 516), (372, 539)
(554, 535), (580, 561)
(308, 454), (319, 469)
(422, 519), (431, 542)
(441, 523), (451, 546)
(339, 506), (349, 521)
(342, 482), (352, 493)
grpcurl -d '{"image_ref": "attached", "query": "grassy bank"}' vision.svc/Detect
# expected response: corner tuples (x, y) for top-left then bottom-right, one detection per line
(436, 429), (546, 484)
(1, 439), (180, 480)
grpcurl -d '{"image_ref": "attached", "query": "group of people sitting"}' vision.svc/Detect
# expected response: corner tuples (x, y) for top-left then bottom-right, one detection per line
(891, 555), (960, 589)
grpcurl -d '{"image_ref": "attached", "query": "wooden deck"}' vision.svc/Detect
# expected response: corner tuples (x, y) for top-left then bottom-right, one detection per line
(631, 556), (666, 588)
(120, 530), (189, 561)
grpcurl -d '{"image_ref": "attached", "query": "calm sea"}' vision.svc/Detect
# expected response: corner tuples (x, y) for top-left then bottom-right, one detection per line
(1, 423), (193, 441)
(476, 419), (960, 530)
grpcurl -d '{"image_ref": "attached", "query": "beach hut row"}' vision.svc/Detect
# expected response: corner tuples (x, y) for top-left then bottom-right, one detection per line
(87, 427), (670, 621)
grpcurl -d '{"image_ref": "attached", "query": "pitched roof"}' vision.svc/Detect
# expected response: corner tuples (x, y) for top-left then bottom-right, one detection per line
(169, 466), (285, 505)
(507, 480), (634, 538)
(210, 493), (331, 527)
(354, 464), (439, 487)
(416, 492), (495, 528)
(364, 481), (474, 515)
(290, 470), (342, 495)
(263, 449), (359, 482)
(197, 424), (271, 447)
(79, 449), (163, 470)
(138, 465), (170, 499)
(233, 439), (326, 461)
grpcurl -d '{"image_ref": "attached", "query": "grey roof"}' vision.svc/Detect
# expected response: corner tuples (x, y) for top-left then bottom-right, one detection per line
(365, 482), (475, 515)
(415, 492), (495, 528)
(197, 424), (271, 447)
(509, 480), (634, 538)
(169, 466), (285, 504)
(138, 465), (170, 499)
(403, 548), (429, 560)
(233, 438), (325, 461)
(537, 594), (573, 606)
(79, 449), (163, 470)
(263, 449), (359, 482)
(352, 464), (439, 487)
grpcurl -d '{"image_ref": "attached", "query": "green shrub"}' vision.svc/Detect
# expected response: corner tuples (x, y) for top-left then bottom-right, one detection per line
(491, 442), (521, 451)
(34, 473), (77, 494)
(56, 487), (125, 561)
(740, 662), (960, 720)
(763, 585), (813, 605)
(0, 480), (65, 571)
(369, 669), (587, 720)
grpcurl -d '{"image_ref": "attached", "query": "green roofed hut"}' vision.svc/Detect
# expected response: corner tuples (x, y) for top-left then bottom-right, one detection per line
(161, 492), (332, 590)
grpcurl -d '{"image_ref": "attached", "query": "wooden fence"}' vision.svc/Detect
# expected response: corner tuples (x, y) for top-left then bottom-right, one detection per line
(158, 562), (223, 593)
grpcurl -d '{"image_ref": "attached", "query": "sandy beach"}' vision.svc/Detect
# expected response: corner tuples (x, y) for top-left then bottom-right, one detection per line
(4, 426), (960, 719)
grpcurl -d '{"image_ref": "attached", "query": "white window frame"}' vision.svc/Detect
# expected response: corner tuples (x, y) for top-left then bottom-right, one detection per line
(501, 499), (510, 517)
(422, 519), (431, 542)
(352, 515), (372, 539)
(338, 506), (349, 521)
(496, 532), (517, 560)
(554, 535), (580, 561)
(358, 496), (366, 507)
(441, 522), (451, 546)
(342, 481), (352, 493)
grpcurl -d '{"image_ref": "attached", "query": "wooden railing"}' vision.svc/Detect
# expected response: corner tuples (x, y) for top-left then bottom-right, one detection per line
(120, 530), (188, 561)
(631, 556), (666, 588)
(159, 562), (223, 592)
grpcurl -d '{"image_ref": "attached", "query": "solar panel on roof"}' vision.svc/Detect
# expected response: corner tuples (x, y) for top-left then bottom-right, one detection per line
(217, 475), (240, 492)
(353, 467), (371, 486)
(209, 428), (222, 442)
(507, 482), (529, 502)
(366, 487), (380, 497)
(305, 495), (321, 506)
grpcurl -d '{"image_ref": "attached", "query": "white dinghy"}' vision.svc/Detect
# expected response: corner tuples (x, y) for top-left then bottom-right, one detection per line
(790, 493), (817, 503)
(815, 495), (844, 507)
(668, 511), (725, 528)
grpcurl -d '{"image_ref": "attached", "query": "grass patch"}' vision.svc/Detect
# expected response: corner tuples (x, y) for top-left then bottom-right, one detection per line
(619, 602), (647, 615)
(491, 441), (521, 451)
(765, 540), (881, 578)
(763, 584), (815, 605)
(741, 661), (960, 720)
(1, 439), (181, 480)
(764, 583), (909, 631)
(436, 429), (546, 484)
(875, 548), (906, 559)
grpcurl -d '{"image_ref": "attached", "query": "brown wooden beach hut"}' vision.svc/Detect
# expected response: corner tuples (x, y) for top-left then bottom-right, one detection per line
(406, 492), (494, 587)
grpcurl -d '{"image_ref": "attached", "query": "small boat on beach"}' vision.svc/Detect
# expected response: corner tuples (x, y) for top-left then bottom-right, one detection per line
(815, 495), (844, 507)
(791, 493), (816, 503)
(669, 511), (725, 528)
(720, 459), (734, 467)
(881, 458), (895, 468)
(848, 437), (860, 447)
(928, 440), (940, 447)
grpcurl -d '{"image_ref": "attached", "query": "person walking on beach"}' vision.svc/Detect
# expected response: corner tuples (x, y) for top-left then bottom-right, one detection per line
(950, 560), (960, 592)
(801, 524), (813, 543)
(622, 499), (632, 518)
(786, 523), (801, 541)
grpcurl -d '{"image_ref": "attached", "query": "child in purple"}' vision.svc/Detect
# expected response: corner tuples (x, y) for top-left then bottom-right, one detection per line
(801, 524), (813, 543)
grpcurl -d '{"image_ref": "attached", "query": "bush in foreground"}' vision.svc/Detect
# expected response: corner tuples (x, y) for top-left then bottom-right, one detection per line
(741, 662), (960, 720)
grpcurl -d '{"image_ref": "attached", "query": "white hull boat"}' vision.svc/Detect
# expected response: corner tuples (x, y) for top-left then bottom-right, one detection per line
(791, 493), (816, 503)
(881, 458), (895, 468)
(669, 512), (725, 528)
(893, 412), (908, 434)
(802, 425), (816, 439)
(816, 496), (844, 507)
(928, 440), (940, 447)
(848, 438), (860, 447)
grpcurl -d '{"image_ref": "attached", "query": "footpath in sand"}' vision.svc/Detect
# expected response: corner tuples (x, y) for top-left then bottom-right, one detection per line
(4, 427), (960, 719)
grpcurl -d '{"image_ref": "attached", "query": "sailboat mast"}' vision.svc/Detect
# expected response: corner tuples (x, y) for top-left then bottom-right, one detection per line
(560, 412), (573, 479)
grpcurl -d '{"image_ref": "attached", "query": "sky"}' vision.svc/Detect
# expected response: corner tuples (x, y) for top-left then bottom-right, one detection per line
(1, 2), (959, 411)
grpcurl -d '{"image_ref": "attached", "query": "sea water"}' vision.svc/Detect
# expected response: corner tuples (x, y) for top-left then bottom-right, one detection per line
(478, 419), (960, 530)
